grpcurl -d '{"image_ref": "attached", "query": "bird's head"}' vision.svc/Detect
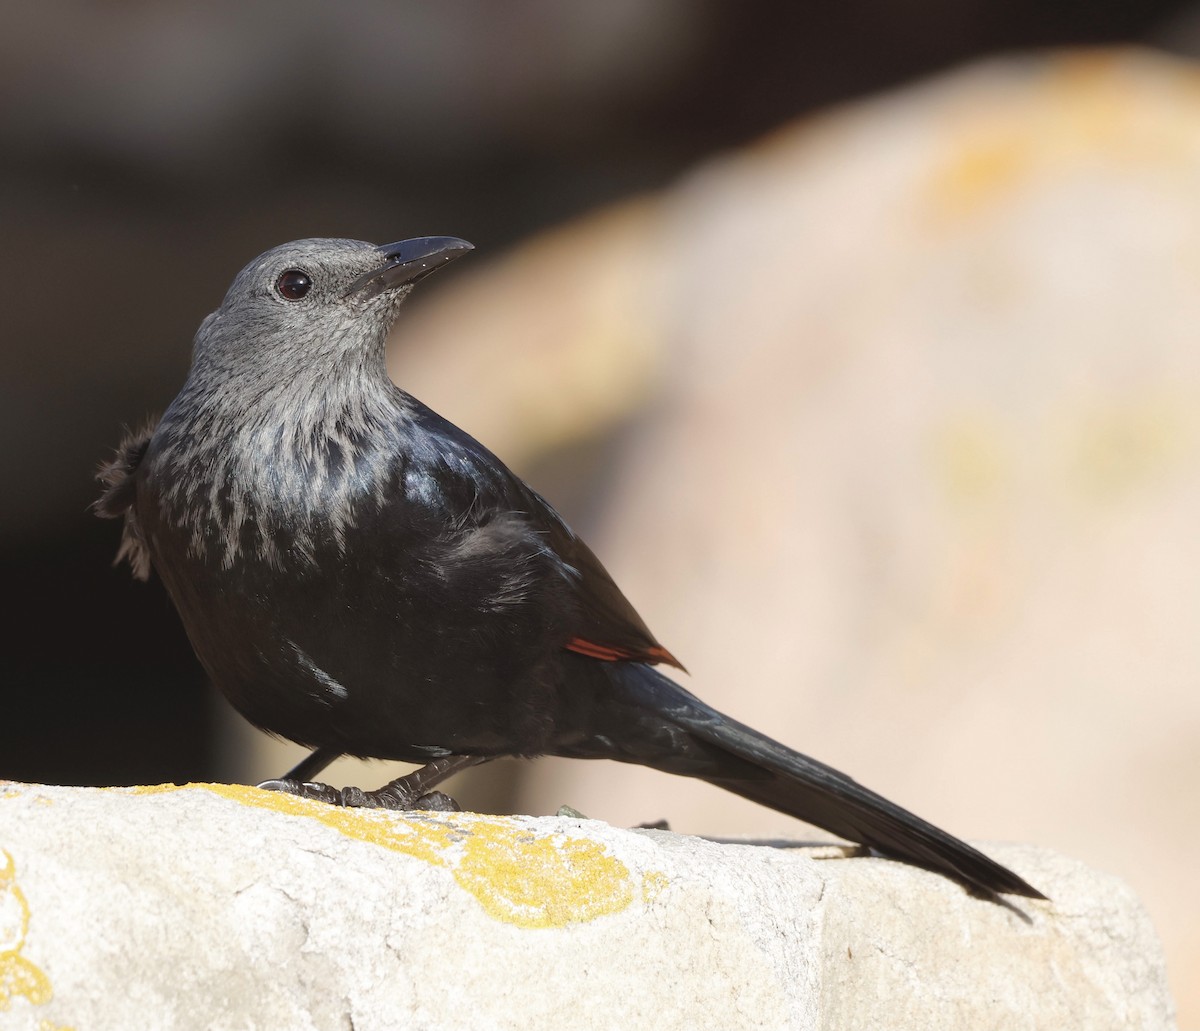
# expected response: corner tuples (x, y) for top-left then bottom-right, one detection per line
(191, 236), (473, 376)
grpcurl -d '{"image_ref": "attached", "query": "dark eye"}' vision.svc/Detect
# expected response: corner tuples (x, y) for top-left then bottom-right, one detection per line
(276, 269), (312, 300)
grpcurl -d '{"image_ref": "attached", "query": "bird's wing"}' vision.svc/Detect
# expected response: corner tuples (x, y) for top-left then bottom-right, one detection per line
(528, 490), (687, 672)
(94, 420), (157, 580)
(411, 404), (685, 672)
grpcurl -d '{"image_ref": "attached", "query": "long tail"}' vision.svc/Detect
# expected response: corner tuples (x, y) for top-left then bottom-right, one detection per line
(558, 658), (1045, 900)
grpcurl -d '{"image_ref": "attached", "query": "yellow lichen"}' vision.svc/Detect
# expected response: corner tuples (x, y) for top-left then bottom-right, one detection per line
(455, 827), (635, 928)
(132, 783), (664, 929)
(1068, 396), (1185, 500)
(929, 412), (1011, 507)
(641, 869), (670, 904)
(924, 50), (1200, 227)
(0, 850), (53, 1013)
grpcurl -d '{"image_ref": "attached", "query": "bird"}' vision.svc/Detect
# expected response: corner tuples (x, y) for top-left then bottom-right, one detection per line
(96, 235), (1044, 901)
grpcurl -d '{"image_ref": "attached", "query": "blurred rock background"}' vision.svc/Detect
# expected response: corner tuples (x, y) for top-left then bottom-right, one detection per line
(2, 2), (1198, 1021)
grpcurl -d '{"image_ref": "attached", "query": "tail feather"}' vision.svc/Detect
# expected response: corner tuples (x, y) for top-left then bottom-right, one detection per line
(700, 768), (1044, 900)
(578, 661), (1045, 900)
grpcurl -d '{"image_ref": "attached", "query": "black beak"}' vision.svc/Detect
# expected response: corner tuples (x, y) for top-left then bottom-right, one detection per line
(348, 236), (474, 297)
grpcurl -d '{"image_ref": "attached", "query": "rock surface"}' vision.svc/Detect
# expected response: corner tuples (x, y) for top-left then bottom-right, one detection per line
(0, 782), (1175, 1031)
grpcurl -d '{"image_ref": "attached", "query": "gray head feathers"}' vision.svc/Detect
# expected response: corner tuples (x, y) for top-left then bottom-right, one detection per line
(104, 236), (471, 577)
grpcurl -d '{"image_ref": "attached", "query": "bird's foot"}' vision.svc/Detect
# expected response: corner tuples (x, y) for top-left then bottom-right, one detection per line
(256, 777), (462, 811)
(256, 754), (491, 812)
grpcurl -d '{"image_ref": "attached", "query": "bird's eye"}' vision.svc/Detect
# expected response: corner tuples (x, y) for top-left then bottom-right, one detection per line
(276, 269), (312, 300)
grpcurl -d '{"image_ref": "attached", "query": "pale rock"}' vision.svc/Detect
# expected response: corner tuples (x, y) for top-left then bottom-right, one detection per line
(0, 782), (1176, 1031)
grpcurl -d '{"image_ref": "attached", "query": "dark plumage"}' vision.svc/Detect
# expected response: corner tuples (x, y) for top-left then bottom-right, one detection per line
(97, 235), (1044, 901)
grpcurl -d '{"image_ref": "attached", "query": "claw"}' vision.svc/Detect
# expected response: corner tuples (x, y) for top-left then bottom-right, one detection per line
(411, 790), (460, 812)
(254, 755), (490, 812)
(256, 778), (343, 805)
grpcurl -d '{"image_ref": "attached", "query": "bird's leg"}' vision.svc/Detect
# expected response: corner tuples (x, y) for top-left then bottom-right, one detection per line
(257, 754), (492, 812)
(254, 746), (340, 798)
(280, 746), (341, 783)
